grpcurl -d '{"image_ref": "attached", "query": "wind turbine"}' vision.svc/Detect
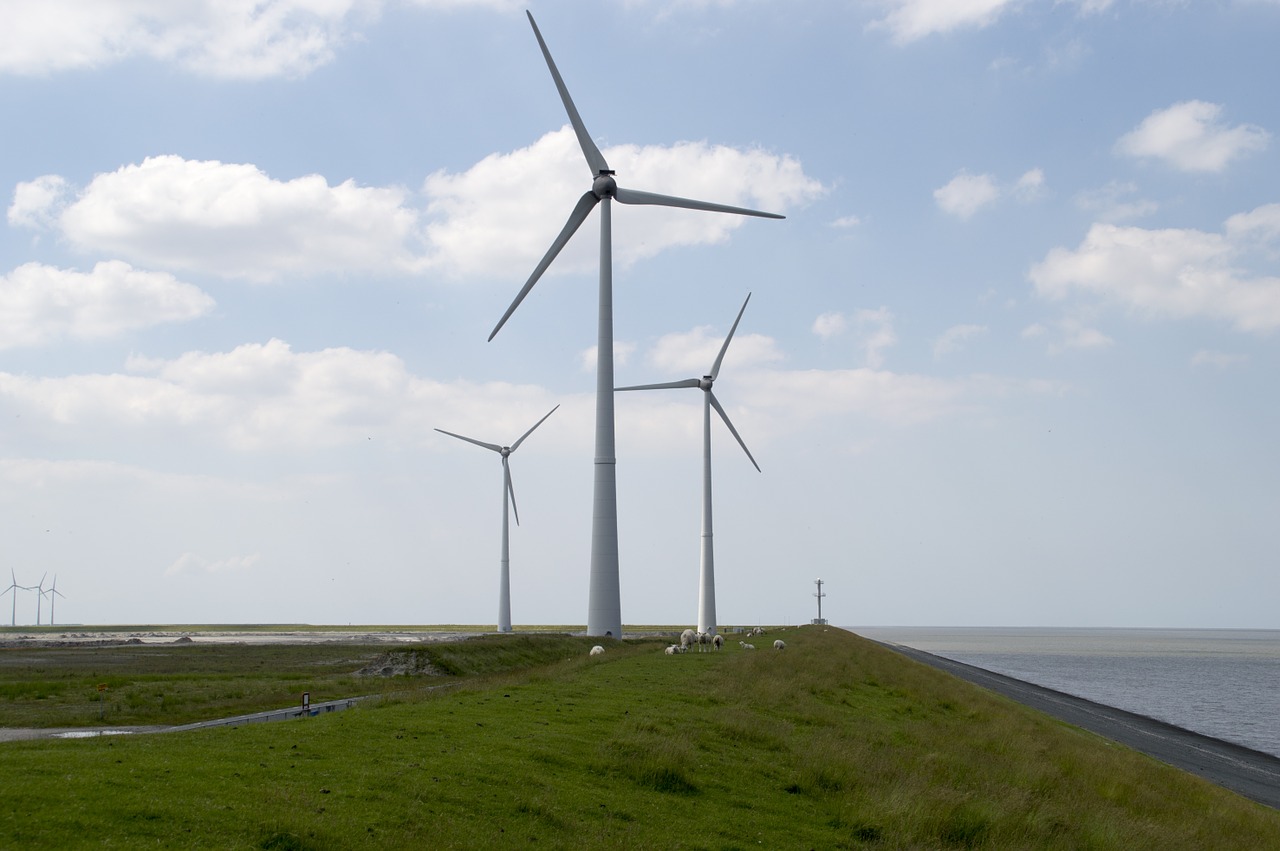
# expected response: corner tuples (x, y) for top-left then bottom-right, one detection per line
(616, 293), (760, 636)
(34, 572), (47, 626)
(435, 405), (559, 633)
(46, 575), (65, 626)
(488, 12), (784, 637)
(3, 570), (30, 626)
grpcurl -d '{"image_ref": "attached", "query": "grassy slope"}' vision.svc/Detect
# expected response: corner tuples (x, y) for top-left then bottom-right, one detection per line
(2, 627), (1278, 849)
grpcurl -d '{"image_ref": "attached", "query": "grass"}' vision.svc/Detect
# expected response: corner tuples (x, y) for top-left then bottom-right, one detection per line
(2, 626), (1279, 849)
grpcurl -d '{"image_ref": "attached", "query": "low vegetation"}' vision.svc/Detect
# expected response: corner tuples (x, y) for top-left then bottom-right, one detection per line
(2, 626), (1278, 849)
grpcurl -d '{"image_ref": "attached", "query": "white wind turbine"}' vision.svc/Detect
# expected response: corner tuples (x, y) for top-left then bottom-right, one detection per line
(46, 575), (65, 626)
(435, 405), (559, 633)
(488, 12), (783, 637)
(34, 572), (47, 626)
(3, 570), (30, 626)
(616, 293), (760, 636)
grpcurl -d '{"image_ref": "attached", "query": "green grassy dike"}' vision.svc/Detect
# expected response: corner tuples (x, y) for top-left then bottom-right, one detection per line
(3, 628), (1278, 849)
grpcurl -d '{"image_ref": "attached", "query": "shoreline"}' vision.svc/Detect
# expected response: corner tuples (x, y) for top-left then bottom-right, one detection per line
(874, 638), (1280, 810)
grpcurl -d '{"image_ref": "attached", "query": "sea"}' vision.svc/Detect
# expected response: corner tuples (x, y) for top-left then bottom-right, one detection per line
(853, 627), (1280, 759)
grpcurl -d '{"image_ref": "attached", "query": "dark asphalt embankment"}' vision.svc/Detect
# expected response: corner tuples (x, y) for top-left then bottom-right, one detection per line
(874, 639), (1280, 810)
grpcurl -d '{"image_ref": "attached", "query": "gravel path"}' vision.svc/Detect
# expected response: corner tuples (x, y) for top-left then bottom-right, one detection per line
(877, 639), (1280, 810)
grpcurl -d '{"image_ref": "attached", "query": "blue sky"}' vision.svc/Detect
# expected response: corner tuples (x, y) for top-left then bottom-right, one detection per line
(1, 0), (1277, 628)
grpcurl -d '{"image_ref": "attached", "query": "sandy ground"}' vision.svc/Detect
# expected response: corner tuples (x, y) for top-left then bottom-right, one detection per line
(876, 639), (1280, 811)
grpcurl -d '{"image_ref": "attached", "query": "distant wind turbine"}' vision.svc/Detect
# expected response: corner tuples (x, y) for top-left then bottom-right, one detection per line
(34, 572), (47, 626)
(435, 405), (559, 633)
(488, 12), (783, 637)
(616, 293), (760, 636)
(3, 570), (31, 626)
(46, 575), (65, 626)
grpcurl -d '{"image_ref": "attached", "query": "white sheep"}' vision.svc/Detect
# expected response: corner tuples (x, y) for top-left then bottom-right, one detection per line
(713, 633), (724, 650)
(589, 645), (605, 656)
(665, 644), (686, 655)
(698, 631), (713, 652)
(773, 639), (786, 651)
(680, 629), (697, 651)
(739, 641), (756, 650)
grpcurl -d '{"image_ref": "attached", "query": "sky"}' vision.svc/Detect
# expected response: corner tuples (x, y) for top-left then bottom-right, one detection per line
(1, 0), (1278, 629)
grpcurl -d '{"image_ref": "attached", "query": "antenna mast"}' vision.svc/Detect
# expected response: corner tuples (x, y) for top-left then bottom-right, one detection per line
(812, 578), (827, 625)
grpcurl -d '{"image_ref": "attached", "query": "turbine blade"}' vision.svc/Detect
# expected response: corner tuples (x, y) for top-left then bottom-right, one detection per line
(489, 191), (599, 341)
(711, 292), (751, 380)
(434, 428), (503, 454)
(615, 378), (701, 392)
(527, 11), (610, 176)
(614, 187), (784, 219)
(505, 456), (520, 527)
(510, 404), (560, 453)
(710, 392), (761, 472)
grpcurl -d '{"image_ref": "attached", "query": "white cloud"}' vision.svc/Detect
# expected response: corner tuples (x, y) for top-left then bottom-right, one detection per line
(34, 156), (425, 282)
(933, 323), (987, 357)
(1074, 181), (1158, 223)
(1191, 350), (1248, 369)
(19, 139), (817, 285)
(868, 0), (1021, 44)
(934, 171), (1001, 219)
(854, 307), (896, 368)
(0, 1), (519, 80)
(8, 175), (70, 229)
(1115, 101), (1270, 173)
(422, 128), (823, 281)
(1030, 205), (1280, 332)
(831, 215), (863, 229)
(1014, 168), (1046, 201)
(0, 261), (214, 349)
(812, 312), (848, 340)
(646, 327), (782, 375)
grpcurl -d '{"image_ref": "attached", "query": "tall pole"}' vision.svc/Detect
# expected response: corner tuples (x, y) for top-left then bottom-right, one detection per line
(498, 462), (512, 633)
(698, 387), (716, 635)
(814, 578), (826, 624)
(587, 198), (622, 638)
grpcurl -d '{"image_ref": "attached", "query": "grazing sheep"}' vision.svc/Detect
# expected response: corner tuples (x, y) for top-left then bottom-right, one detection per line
(589, 645), (605, 656)
(739, 641), (756, 650)
(713, 633), (724, 650)
(773, 639), (786, 651)
(680, 629), (697, 651)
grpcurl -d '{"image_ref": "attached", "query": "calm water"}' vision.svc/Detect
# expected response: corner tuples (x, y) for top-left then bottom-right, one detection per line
(855, 627), (1280, 759)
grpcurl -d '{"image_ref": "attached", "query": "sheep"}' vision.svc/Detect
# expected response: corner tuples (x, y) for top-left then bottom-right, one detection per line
(697, 631), (713, 652)
(680, 629), (697, 651)
(589, 645), (605, 656)
(739, 641), (756, 650)
(712, 633), (724, 650)
(665, 644), (679, 655)
(773, 639), (786, 651)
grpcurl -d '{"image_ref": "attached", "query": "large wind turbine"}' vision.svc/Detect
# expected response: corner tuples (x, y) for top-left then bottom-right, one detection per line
(489, 12), (783, 637)
(617, 293), (760, 636)
(435, 405), (558, 633)
(34, 572), (47, 626)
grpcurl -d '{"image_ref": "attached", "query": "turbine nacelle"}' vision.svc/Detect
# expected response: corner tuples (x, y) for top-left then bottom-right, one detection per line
(699, 376), (714, 391)
(592, 173), (618, 199)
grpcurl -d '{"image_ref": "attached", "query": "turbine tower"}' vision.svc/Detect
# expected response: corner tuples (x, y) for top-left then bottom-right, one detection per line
(34, 572), (47, 626)
(46, 575), (65, 626)
(3, 570), (30, 626)
(489, 12), (783, 637)
(435, 405), (558, 633)
(617, 293), (760, 636)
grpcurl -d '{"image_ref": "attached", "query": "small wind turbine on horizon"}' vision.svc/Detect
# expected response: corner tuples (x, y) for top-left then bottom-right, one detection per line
(46, 575), (65, 626)
(34, 572), (47, 626)
(435, 405), (559, 633)
(488, 11), (784, 637)
(617, 293), (760, 637)
(3, 569), (31, 627)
